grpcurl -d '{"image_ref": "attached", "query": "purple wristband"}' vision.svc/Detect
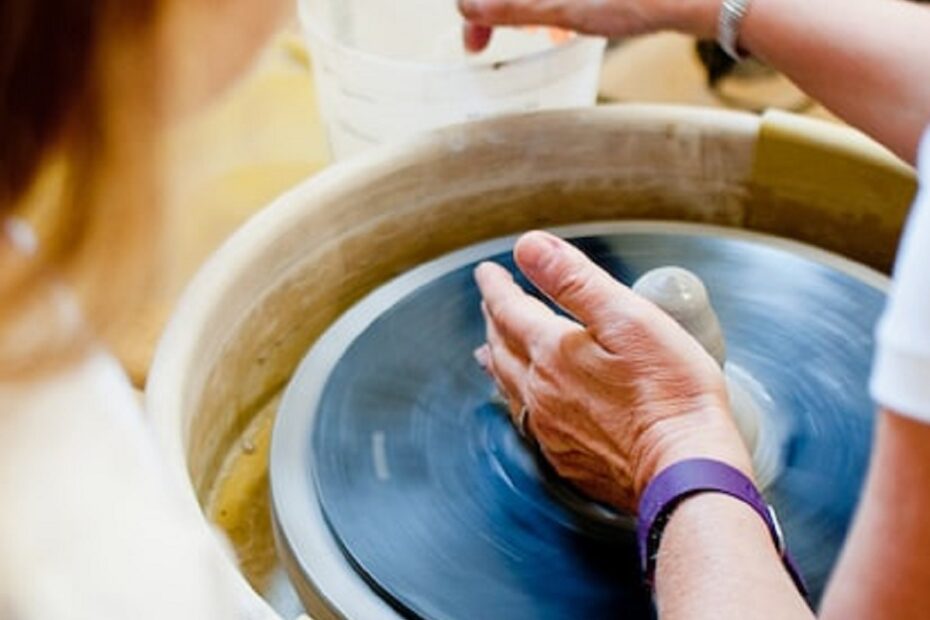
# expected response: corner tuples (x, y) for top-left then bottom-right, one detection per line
(636, 458), (808, 597)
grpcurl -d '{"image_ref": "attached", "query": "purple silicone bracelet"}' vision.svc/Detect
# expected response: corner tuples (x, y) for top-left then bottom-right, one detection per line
(636, 458), (808, 597)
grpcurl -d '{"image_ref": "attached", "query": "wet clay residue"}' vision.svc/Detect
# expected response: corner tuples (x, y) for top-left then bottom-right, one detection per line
(205, 395), (280, 592)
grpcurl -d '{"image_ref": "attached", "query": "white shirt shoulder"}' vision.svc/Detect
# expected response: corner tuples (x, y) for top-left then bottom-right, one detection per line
(870, 127), (930, 421)
(0, 351), (276, 619)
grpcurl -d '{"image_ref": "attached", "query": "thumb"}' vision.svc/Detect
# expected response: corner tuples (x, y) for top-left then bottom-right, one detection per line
(513, 231), (645, 348)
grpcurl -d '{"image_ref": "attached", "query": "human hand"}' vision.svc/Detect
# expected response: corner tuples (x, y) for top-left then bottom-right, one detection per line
(474, 231), (752, 512)
(459, 0), (719, 53)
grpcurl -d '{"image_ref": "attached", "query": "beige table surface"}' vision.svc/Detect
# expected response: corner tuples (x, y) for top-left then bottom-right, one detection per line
(122, 28), (837, 387)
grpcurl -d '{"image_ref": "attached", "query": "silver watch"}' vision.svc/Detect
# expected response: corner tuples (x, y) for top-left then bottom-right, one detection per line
(717, 0), (754, 60)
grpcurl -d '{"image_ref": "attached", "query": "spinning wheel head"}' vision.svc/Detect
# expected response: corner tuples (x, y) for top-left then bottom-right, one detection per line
(271, 222), (887, 620)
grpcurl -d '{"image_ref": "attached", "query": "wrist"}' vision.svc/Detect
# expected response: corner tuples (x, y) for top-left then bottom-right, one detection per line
(636, 458), (808, 596)
(636, 458), (807, 596)
(632, 400), (754, 502)
(659, 0), (720, 39)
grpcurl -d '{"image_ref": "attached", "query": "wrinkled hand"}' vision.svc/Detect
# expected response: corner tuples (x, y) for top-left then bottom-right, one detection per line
(459, 0), (718, 53)
(474, 231), (751, 512)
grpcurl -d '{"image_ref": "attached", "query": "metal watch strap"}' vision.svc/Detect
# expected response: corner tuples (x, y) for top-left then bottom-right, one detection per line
(636, 458), (808, 597)
(718, 0), (753, 60)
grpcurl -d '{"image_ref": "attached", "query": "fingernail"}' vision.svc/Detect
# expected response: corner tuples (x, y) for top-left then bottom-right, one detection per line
(463, 22), (493, 53)
(515, 230), (560, 272)
(473, 344), (490, 369)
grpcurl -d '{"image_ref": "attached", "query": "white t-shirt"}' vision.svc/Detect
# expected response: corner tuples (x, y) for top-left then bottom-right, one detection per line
(0, 350), (279, 620)
(871, 128), (930, 421)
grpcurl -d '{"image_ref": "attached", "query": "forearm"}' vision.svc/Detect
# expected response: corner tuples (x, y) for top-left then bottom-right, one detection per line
(655, 493), (813, 620)
(820, 410), (930, 619)
(463, 0), (930, 162)
(739, 0), (930, 162)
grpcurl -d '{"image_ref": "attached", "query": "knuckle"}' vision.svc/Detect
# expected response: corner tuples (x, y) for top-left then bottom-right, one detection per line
(614, 301), (656, 340)
(482, 0), (519, 21)
(487, 307), (516, 340)
(484, 297), (503, 322)
(532, 332), (560, 368)
(457, 0), (476, 17)
(525, 370), (550, 404)
(527, 356), (560, 400)
(551, 267), (589, 303)
(554, 328), (587, 358)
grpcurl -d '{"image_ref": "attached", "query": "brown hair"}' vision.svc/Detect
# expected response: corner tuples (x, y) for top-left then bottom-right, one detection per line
(0, 0), (161, 377)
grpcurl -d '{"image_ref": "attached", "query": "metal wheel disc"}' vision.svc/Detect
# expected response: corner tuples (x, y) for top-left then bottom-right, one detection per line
(271, 222), (887, 620)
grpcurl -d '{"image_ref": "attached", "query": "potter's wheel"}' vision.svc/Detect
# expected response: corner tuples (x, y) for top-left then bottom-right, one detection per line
(271, 222), (887, 620)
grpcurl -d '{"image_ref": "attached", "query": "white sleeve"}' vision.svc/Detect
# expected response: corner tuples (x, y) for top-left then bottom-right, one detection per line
(870, 127), (930, 422)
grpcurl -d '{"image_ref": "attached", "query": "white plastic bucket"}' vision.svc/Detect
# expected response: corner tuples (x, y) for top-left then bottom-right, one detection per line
(298, 0), (607, 160)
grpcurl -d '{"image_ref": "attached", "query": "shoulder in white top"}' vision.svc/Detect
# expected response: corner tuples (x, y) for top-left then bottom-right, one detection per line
(870, 126), (930, 421)
(0, 350), (278, 620)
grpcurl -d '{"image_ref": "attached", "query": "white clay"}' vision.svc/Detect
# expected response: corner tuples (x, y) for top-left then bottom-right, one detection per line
(633, 267), (727, 367)
(634, 267), (782, 487)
